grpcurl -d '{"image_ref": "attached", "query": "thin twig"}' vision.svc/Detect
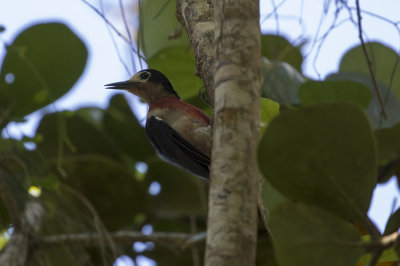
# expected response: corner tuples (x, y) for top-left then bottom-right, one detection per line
(118, 0), (136, 72)
(98, 0), (131, 76)
(260, 0), (286, 24)
(271, 0), (280, 37)
(61, 184), (117, 263)
(137, 0), (145, 68)
(365, 232), (399, 266)
(81, 0), (146, 61)
(350, 8), (400, 37)
(365, 231), (400, 251)
(355, 0), (388, 119)
(81, 0), (129, 44)
(37, 231), (206, 250)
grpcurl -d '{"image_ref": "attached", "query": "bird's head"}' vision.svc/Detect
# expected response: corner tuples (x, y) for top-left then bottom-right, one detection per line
(105, 69), (180, 103)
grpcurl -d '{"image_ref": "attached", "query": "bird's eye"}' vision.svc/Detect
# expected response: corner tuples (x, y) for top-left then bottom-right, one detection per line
(140, 72), (150, 80)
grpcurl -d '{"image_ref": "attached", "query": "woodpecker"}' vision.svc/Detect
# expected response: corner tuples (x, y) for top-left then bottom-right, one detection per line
(105, 69), (211, 180)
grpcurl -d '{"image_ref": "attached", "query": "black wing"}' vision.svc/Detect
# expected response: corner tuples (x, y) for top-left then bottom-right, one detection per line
(145, 116), (210, 180)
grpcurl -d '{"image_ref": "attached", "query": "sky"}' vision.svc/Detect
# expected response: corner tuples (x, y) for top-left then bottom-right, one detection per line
(1, 0), (399, 265)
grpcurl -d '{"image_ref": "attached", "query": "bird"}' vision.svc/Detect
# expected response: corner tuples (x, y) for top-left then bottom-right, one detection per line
(105, 69), (211, 181)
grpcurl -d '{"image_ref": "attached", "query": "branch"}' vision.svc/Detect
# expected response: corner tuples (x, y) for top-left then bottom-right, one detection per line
(61, 184), (117, 263)
(355, 0), (388, 119)
(366, 231), (400, 251)
(365, 232), (400, 266)
(37, 231), (206, 249)
(176, 0), (215, 106)
(205, 0), (262, 265)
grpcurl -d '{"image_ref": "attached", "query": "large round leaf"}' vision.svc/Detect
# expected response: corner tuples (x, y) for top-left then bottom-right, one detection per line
(270, 202), (363, 266)
(102, 94), (154, 161)
(140, 0), (189, 59)
(261, 34), (304, 72)
(0, 23), (87, 120)
(147, 46), (203, 100)
(36, 110), (119, 159)
(145, 160), (208, 217)
(61, 158), (148, 230)
(299, 80), (371, 108)
(261, 57), (305, 106)
(339, 42), (400, 100)
(375, 122), (400, 164)
(328, 73), (400, 129)
(258, 103), (377, 221)
(260, 179), (286, 211)
(375, 122), (400, 183)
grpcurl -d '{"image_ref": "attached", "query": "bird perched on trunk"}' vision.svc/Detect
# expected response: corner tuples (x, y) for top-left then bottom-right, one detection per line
(106, 69), (211, 180)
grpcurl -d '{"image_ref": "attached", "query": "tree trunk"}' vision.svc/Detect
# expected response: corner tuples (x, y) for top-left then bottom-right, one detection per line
(205, 0), (262, 265)
(176, 0), (261, 264)
(176, 0), (216, 106)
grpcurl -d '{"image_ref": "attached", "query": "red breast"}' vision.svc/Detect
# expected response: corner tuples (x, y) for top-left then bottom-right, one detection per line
(149, 96), (211, 125)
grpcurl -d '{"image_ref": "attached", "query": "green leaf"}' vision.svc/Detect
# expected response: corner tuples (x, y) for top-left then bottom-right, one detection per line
(36, 110), (120, 159)
(147, 46), (203, 100)
(328, 73), (400, 129)
(145, 160), (208, 216)
(60, 158), (148, 230)
(258, 103), (377, 221)
(375, 122), (400, 161)
(0, 231), (9, 249)
(384, 208), (400, 235)
(260, 98), (280, 136)
(261, 34), (304, 72)
(339, 42), (400, 100)
(102, 94), (154, 161)
(379, 247), (399, 263)
(140, 0), (189, 59)
(0, 22), (88, 120)
(270, 202), (363, 266)
(299, 80), (371, 108)
(260, 98), (280, 124)
(256, 235), (279, 266)
(375, 122), (400, 183)
(260, 180), (286, 211)
(261, 57), (305, 106)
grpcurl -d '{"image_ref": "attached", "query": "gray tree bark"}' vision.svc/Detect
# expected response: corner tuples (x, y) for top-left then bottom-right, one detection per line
(176, 0), (215, 106)
(205, 0), (262, 265)
(177, 0), (262, 264)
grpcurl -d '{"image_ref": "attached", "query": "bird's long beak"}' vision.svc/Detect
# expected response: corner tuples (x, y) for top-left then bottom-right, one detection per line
(105, 80), (138, 90)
